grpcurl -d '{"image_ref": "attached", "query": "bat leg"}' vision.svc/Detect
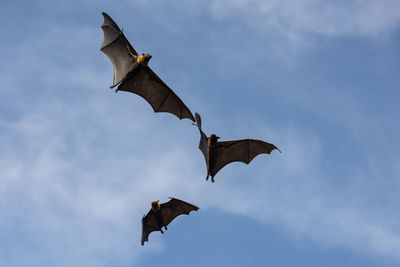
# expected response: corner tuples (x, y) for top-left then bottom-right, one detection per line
(115, 88), (119, 93)
(160, 229), (164, 234)
(206, 173), (209, 181)
(165, 226), (168, 230)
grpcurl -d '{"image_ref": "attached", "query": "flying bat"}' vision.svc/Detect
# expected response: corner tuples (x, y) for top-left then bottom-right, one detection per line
(141, 198), (199, 245)
(100, 12), (195, 122)
(194, 112), (281, 182)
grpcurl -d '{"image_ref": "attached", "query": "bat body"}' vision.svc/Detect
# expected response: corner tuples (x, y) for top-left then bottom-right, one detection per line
(194, 112), (281, 182)
(141, 198), (199, 245)
(207, 134), (219, 178)
(100, 12), (195, 122)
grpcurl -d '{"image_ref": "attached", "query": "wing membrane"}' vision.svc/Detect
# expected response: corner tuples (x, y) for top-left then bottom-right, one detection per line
(160, 198), (199, 226)
(101, 12), (137, 88)
(118, 67), (195, 121)
(141, 211), (160, 245)
(214, 139), (280, 175)
(194, 113), (209, 167)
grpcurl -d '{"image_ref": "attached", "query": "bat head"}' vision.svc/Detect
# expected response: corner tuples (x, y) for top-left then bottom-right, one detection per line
(209, 134), (220, 143)
(137, 53), (152, 66)
(151, 200), (161, 212)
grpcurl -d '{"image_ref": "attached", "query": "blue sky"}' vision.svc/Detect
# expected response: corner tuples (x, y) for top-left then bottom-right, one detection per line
(1, 0), (400, 266)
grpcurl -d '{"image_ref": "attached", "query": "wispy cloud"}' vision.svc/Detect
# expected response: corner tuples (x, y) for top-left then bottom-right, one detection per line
(1, 3), (400, 266)
(208, 0), (400, 37)
(123, 0), (400, 45)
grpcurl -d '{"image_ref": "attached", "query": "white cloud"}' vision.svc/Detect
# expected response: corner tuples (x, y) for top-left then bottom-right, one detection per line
(1, 6), (400, 266)
(2, 69), (400, 265)
(209, 0), (400, 37)
(123, 0), (400, 38)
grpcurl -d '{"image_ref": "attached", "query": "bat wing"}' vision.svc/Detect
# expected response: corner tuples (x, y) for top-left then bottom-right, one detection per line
(117, 67), (195, 121)
(160, 198), (199, 226)
(213, 139), (281, 176)
(100, 12), (138, 88)
(141, 211), (160, 246)
(194, 113), (209, 167)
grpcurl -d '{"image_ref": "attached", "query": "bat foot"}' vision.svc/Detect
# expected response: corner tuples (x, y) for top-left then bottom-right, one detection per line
(115, 89), (119, 93)
(165, 226), (168, 230)
(160, 229), (164, 234)
(211, 178), (215, 183)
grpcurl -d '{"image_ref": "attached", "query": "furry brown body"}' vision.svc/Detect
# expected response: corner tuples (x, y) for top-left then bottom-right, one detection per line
(150, 201), (166, 233)
(207, 134), (220, 182)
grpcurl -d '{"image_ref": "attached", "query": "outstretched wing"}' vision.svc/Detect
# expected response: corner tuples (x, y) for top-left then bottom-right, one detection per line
(118, 67), (195, 121)
(100, 12), (137, 88)
(213, 139), (281, 176)
(141, 211), (160, 246)
(194, 113), (209, 167)
(160, 198), (199, 226)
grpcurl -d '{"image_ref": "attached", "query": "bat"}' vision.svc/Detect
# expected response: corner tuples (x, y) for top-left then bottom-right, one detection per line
(100, 12), (195, 122)
(141, 198), (199, 245)
(194, 112), (281, 182)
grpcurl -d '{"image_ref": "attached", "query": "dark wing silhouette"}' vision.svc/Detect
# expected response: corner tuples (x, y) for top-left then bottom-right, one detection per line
(194, 113), (209, 167)
(118, 67), (195, 121)
(213, 139), (281, 176)
(141, 198), (199, 245)
(141, 211), (160, 246)
(100, 12), (137, 88)
(160, 198), (199, 226)
(100, 12), (195, 121)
